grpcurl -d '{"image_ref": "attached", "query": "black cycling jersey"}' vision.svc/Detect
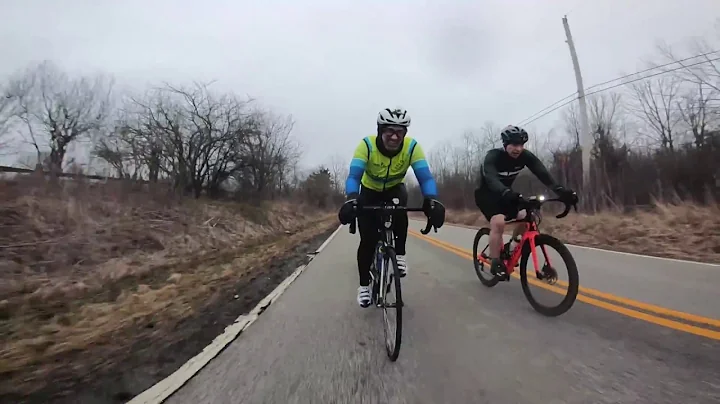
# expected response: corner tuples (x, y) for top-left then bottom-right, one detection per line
(477, 148), (558, 196)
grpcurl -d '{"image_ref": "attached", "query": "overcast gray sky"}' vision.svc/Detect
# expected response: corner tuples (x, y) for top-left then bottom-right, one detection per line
(1, 0), (719, 169)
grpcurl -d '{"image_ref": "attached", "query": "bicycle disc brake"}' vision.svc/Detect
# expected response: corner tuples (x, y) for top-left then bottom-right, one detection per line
(538, 263), (558, 285)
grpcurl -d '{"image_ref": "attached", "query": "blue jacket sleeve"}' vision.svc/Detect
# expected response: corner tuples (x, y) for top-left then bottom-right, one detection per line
(411, 159), (438, 197)
(345, 158), (365, 196)
(409, 139), (438, 198)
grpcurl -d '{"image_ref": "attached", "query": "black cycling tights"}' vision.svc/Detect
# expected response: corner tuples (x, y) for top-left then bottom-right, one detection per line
(356, 184), (409, 287)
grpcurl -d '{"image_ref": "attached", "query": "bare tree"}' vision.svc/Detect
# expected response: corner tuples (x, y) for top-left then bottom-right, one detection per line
(562, 92), (624, 153)
(138, 82), (257, 197)
(480, 121), (500, 150)
(116, 98), (166, 182)
(675, 82), (719, 149)
(327, 153), (348, 194)
(630, 76), (682, 153)
(94, 132), (129, 178)
(93, 81), (303, 199)
(561, 102), (581, 148)
(235, 109), (299, 198)
(427, 140), (452, 183)
(5, 61), (113, 173)
(0, 85), (17, 153)
(656, 38), (720, 93)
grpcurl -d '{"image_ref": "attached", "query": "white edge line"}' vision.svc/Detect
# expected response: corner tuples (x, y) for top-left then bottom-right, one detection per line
(562, 243), (720, 267)
(127, 224), (343, 404)
(316, 224), (342, 253)
(408, 219), (720, 268)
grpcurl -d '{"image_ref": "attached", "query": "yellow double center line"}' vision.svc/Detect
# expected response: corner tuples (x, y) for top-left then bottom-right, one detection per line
(408, 230), (720, 341)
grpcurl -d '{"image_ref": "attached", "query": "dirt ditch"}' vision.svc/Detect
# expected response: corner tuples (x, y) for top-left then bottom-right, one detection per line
(1, 223), (338, 404)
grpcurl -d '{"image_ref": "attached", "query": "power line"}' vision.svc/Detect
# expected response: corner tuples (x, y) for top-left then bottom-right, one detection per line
(520, 96), (579, 127)
(518, 91), (577, 126)
(518, 54), (720, 127)
(585, 49), (719, 92)
(584, 56), (720, 97)
(517, 51), (718, 126)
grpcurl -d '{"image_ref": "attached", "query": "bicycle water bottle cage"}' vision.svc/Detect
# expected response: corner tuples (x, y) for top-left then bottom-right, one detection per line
(501, 245), (512, 260)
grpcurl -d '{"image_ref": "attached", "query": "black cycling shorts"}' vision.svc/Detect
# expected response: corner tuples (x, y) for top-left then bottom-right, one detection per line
(474, 188), (518, 222)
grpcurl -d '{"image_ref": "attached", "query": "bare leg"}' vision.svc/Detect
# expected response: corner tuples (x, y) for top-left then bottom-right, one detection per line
(489, 214), (506, 258)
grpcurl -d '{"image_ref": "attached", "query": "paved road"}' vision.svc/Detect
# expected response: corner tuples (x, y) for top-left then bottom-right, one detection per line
(417, 219), (720, 320)
(167, 223), (720, 404)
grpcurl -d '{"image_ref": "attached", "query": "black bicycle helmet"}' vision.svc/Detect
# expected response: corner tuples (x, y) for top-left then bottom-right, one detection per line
(500, 125), (529, 145)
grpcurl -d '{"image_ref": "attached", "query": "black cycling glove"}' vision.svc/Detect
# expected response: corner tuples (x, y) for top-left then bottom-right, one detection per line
(338, 193), (359, 225)
(501, 189), (522, 205)
(553, 186), (578, 205)
(422, 197), (446, 229)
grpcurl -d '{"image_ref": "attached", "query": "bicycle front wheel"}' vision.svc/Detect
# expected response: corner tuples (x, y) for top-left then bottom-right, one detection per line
(519, 234), (579, 317)
(382, 248), (403, 361)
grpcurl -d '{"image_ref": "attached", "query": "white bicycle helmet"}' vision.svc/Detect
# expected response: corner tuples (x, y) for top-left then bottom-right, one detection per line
(377, 107), (411, 127)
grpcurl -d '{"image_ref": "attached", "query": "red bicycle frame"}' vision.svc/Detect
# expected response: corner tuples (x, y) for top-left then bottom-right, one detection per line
(501, 220), (553, 277)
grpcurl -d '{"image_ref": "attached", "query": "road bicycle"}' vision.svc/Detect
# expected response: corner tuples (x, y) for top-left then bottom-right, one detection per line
(349, 198), (436, 361)
(472, 195), (579, 317)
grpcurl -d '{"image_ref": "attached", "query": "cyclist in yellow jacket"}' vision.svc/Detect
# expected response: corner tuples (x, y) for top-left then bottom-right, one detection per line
(338, 107), (445, 307)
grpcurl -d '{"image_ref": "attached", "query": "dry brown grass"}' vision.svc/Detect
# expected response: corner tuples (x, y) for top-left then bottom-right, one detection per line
(0, 176), (336, 397)
(441, 202), (720, 264)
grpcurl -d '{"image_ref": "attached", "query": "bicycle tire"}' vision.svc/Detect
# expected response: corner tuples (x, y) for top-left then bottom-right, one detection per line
(383, 248), (403, 361)
(472, 227), (500, 287)
(519, 234), (579, 317)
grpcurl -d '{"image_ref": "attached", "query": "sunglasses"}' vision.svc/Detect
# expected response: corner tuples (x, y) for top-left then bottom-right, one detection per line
(381, 126), (408, 137)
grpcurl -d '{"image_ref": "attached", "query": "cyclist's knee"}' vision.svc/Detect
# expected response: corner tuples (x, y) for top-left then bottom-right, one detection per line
(489, 214), (506, 230)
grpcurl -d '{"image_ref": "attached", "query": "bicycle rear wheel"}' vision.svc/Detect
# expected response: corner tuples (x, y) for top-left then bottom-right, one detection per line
(519, 234), (579, 317)
(472, 228), (500, 287)
(382, 248), (403, 361)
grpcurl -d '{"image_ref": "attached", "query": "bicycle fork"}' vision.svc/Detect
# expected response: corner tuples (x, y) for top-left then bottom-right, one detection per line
(529, 239), (558, 284)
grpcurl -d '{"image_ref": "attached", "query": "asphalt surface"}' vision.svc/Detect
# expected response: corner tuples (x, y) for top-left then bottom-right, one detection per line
(419, 220), (720, 319)
(167, 223), (720, 404)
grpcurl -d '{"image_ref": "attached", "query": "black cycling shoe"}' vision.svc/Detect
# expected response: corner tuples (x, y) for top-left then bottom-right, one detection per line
(490, 258), (508, 279)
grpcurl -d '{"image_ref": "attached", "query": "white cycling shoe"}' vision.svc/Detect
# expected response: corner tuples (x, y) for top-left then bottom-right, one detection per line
(396, 255), (408, 277)
(357, 286), (371, 308)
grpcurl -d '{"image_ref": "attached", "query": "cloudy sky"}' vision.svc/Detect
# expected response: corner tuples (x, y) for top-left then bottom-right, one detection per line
(1, 0), (719, 169)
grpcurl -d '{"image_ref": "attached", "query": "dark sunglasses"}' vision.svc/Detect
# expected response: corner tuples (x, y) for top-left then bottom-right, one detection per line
(381, 126), (407, 137)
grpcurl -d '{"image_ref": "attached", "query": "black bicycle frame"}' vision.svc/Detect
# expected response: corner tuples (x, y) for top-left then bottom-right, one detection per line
(348, 201), (434, 304)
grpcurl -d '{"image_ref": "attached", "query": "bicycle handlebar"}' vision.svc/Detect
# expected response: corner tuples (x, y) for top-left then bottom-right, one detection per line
(347, 204), (436, 235)
(510, 195), (578, 223)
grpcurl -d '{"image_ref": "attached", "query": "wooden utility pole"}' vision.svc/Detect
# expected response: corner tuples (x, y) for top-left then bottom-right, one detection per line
(562, 15), (591, 189)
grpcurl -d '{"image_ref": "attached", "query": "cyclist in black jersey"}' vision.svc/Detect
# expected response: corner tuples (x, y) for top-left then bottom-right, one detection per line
(474, 125), (578, 278)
